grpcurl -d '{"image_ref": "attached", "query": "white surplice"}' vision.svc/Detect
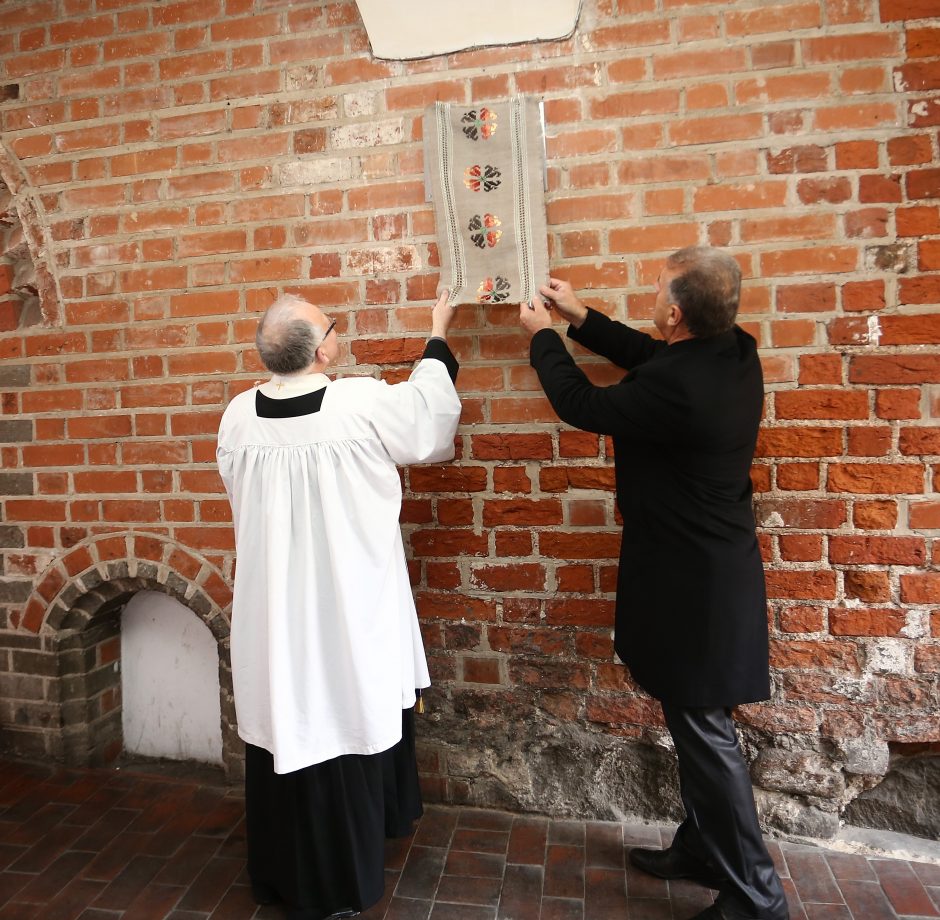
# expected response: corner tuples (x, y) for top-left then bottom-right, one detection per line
(217, 357), (461, 774)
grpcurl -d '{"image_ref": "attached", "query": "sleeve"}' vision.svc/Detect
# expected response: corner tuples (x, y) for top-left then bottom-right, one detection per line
(568, 307), (663, 370)
(422, 337), (458, 382)
(371, 349), (462, 465)
(215, 410), (236, 506)
(530, 328), (688, 444)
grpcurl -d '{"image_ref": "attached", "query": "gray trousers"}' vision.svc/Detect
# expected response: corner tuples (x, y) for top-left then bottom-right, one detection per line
(662, 703), (789, 920)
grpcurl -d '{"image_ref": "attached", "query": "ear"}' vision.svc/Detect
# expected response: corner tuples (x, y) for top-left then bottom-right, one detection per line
(666, 303), (684, 328)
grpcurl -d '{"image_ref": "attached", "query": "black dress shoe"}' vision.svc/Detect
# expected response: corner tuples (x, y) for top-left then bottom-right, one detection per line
(628, 845), (726, 889)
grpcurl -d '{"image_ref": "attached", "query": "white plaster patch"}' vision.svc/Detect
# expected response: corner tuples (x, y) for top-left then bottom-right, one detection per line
(866, 315), (882, 346)
(900, 610), (927, 639)
(278, 158), (353, 186)
(893, 71), (908, 93)
(330, 119), (403, 149)
(762, 511), (785, 527)
(344, 91), (377, 118)
(864, 639), (911, 675)
(911, 102), (929, 117)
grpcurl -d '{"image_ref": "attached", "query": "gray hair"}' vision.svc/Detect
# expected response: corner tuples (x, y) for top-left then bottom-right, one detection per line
(255, 294), (328, 375)
(666, 246), (741, 338)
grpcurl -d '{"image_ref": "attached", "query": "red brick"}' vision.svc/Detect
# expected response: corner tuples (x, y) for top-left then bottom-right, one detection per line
(880, 0), (940, 21)
(756, 499), (847, 529)
(853, 500), (898, 529)
(910, 501), (940, 529)
(830, 608), (908, 637)
(797, 177), (852, 204)
(775, 390), (868, 420)
(762, 246), (858, 276)
(461, 656), (503, 685)
(672, 114), (763, 146)
(769, 637), (859, 670)
(469, 564), (546, 593)
(907, 168), (940, 200)
(844, 571), (891, 602)
(828, 464), (924, 494)
(899, 573), (940, 604)
(778, 533), (822, 561)
(470, 434), (553, 460)
(900, 427), (940, 455)
(850, 355), (940, 384)
(416, 592), (498, 621)
(778, 606), (825, 633)
(829, 536), (925, 565)
(726, 1), (820, 34)
(539, 531), (621, 560)
(756, 427), (843, 458)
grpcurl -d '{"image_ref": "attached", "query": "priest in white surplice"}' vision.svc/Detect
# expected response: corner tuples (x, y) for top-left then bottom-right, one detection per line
(217, 292), (460, 920)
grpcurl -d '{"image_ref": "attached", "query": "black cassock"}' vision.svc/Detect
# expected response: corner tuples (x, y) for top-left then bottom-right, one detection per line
(245, 711), (421, 916)
(530, 308), (769, 708)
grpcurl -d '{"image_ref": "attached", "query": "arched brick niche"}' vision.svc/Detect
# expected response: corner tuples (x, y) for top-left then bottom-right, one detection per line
(0, 142), (61, 328)
(4, 534), (241, 779)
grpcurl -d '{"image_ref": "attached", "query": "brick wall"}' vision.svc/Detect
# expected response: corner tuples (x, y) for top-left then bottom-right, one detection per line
(0, 0), (937, 837)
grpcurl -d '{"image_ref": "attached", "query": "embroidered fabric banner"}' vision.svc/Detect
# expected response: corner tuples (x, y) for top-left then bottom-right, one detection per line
(424, 96), (548, 307)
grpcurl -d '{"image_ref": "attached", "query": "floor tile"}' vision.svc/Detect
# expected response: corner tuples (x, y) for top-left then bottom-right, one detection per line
(443, 850), (505, 878)
(397, 846), (448, 900)
(507, 817), (548, 865)
(496, 864), (542, 919)
(837, 879), (900, 920)
(544, 844), (584, 899)
(584, 822), (623, 869)
(786, 850), (844, 904)
(870, 859), (940, 917)
(540, 897), (584, 920)
(450, 828), (509, 855)
(583, 866), (627, 919)
(435, 874), (502, 907)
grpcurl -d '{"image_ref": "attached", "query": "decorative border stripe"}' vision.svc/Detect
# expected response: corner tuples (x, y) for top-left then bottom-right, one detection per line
(436, 101), (465, 306)
(510, 95), (534, 304)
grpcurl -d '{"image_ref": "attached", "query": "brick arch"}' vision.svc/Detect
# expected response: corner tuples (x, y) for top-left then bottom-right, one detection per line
(18, 532), (240, 776)
(19, 532), (232, 637)
(0, 139), (62, 326)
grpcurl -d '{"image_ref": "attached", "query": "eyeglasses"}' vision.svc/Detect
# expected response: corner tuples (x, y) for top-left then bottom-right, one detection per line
(320, 318), (336, 343)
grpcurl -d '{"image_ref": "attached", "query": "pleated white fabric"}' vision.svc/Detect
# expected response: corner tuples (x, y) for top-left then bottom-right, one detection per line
(217, 359), (460, 774)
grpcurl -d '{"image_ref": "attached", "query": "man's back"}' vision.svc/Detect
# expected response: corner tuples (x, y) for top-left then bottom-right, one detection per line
(217, 362), (460, 774)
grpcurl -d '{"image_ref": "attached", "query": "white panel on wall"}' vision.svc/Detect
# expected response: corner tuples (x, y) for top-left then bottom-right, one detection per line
(121, 591), (224, 765)
(355, 0), (581, 60)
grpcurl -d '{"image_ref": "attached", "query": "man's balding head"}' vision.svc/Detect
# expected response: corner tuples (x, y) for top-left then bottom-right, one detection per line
(256, 295), (331, 375)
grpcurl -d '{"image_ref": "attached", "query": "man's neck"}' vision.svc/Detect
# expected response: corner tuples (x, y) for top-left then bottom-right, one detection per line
(263, 369), (331, 398)
(664, 326), (694, 346)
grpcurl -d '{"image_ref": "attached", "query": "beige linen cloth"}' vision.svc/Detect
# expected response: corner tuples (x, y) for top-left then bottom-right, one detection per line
(424, 96), (548, 307)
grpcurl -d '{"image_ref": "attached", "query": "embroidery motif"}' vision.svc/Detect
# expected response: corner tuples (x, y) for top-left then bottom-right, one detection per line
(463, 164), (502, 192)
(461, 107), (498, 141)
(477, 276), (511, 303)
(468, 213), (502, 249)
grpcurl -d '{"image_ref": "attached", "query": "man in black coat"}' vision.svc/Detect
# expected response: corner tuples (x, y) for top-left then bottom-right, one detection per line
(519, 246), (788, 920)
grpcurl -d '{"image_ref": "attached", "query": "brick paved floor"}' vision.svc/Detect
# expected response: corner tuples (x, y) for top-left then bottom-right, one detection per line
(1, 758), (938, 919)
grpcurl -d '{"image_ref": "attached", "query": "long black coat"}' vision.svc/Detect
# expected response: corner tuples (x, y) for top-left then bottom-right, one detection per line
(530, 308), (770, 707)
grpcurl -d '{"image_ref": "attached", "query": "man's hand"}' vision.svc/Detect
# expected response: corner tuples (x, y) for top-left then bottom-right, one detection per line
(519, 296), (555, 337)
(430, 290), (456, 339)
(538, 278), (588, 329)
